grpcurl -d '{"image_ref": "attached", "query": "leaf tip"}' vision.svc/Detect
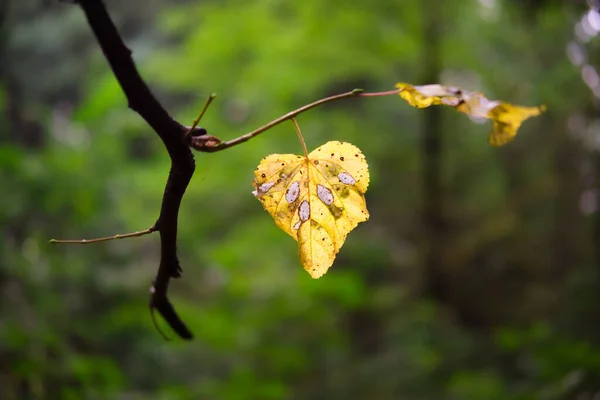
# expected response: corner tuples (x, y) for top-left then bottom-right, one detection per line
(308, 268), (326, 279)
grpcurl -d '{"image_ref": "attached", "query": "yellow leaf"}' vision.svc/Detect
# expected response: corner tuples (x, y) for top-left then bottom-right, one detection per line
(395, 82), (545, 146)
(252, 141), (370, 278)
(487, 103), (547, 146)
(397, 83), (459, 108)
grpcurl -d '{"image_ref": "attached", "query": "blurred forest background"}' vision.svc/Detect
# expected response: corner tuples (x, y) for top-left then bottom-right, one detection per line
(2, 0), (600, 398)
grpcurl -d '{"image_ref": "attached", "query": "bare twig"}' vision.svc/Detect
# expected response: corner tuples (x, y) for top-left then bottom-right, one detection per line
(189, 88), (400, 153)
(360, 89), (401, 97)
(184, 93), (217, 139)
(50, 227), (156, 244)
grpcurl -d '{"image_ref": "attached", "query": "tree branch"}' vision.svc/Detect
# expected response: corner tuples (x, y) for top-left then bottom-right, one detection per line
(76, 0), (201, 339)
(72, 0), (401, 340)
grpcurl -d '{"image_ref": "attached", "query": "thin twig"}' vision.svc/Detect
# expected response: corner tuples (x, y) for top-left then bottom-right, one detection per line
(49, 227), (156, 244)
(360, 89), (401, 97)
(184, 93), (217, 138)
(194, 88), (400, 153)
(198, 89), (363, 152)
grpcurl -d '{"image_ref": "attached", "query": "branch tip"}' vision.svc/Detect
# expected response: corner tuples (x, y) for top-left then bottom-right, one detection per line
(189, 94), (217, 133)
(150, 306), (171, 341)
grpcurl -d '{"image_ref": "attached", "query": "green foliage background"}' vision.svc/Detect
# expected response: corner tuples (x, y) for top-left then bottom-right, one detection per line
(2, 0), (600, 398)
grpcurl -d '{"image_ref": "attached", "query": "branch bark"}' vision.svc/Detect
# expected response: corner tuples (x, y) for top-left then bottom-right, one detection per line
(77, 0), (202, 339)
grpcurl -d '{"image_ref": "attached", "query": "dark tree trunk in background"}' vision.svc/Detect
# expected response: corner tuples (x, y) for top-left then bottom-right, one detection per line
(0, 2), (39, 398)
(419, 2), (485, 331)
(420, 1), (445, 303)
(593, 143), (600, 340)
(553, 119), (584, 278)
(0, 1), (44, 149)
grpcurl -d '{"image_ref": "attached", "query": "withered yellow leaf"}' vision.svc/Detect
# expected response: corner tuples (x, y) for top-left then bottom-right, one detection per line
(395, 82), (546, 146)
(252, 141), (370, 279)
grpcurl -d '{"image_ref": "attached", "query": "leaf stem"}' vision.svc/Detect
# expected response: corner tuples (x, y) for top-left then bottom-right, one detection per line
(50, 227), (156, 244)
(291, 118), (309, 158)
(359, 89), (402, 97)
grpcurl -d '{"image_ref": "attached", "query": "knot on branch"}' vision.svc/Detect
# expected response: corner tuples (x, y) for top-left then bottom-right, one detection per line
(184, 127), (223, 152)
